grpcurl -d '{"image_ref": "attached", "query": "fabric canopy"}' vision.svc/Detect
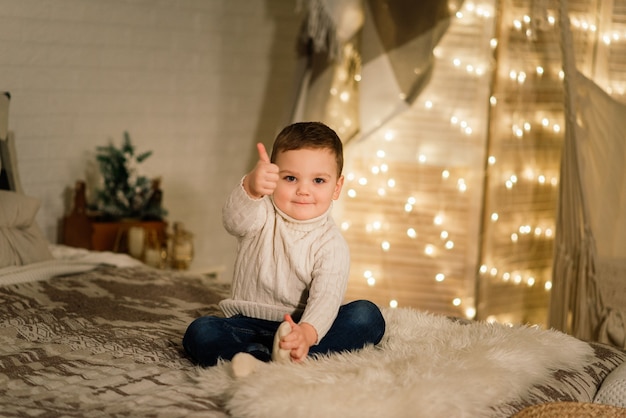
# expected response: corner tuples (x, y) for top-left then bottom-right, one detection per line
(291, 0), (452, 143)
(550, 0), (626, 349)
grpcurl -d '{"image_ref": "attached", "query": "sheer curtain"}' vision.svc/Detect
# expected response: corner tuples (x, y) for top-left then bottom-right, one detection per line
(550, 0), (626, 348)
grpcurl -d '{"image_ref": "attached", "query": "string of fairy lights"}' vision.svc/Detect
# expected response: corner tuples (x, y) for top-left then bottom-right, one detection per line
(329, 1), (623, 322)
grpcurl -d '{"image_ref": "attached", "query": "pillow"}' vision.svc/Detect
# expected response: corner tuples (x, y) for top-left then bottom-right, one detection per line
(594, 361), (626, 407)
(0, 190), (53, 268)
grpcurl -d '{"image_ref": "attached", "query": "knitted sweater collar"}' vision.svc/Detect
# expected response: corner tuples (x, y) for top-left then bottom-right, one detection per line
(271, 197), (331, 232)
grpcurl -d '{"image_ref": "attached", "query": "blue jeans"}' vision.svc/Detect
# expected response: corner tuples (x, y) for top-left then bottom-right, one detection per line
(182, 300), (386, 367)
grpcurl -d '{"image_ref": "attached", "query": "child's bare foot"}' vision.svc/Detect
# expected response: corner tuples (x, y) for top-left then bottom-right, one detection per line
(271, 321), (291, 362)
(231, 352), (263, 378)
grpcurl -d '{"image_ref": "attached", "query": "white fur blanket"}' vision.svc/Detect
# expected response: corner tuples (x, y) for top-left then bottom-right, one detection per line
(192, 308), (594, 418)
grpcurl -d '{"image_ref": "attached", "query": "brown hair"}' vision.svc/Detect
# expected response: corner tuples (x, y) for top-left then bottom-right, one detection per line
(270, 122), (343, 176)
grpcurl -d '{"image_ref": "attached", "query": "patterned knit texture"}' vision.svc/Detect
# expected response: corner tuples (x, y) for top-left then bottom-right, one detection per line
(220, 182), (350, 341)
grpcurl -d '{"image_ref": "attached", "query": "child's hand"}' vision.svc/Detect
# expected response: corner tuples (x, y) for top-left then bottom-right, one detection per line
(280, 314), (318, 362)
(244, 143), (279, 199)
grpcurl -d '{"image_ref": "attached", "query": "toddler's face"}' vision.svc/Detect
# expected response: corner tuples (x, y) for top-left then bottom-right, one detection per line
(272, 148), (343, 221)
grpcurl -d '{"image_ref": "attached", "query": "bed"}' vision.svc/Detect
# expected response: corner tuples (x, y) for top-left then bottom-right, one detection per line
(2, 92), (626, 417)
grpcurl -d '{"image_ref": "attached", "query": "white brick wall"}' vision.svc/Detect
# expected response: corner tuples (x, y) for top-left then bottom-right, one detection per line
(0, 0), (302, 277)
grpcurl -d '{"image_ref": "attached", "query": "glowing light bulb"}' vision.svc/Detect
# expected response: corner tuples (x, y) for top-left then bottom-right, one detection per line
(425, 244), (435, 256)
(358, 177), (367, 185)
(465, 307), (476, 319)
(407, 228), (417, 239)
(341, 221), (350, 231)
(367, 277), (376, 286)
(376, 150), (386, 158)
(347, 189), (357, 198)
(381, 241), (390, 251)
(389, 300), (398, 308)
(452, 298), (461, 306)
(435, 273), (445, 282)
(491, 212), (499, 221)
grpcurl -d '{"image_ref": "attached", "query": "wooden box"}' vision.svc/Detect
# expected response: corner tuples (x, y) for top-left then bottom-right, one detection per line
(62, 181), (167, 253)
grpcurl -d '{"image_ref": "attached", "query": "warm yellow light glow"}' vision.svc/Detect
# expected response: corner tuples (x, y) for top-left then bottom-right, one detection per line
(425, 244), (435, 256)
(384, 131), (394, 141)
(358, 177), (367, 185)
(442, 170), (450, 179)
(341, 221), (350, 231)
(491, 212), (499, 221)
(387, 179), (396, 188)
(389, 299), (398, 308)
(465, 307), (476, 319)
(404, 203), (413, 212)
(434, 214), (444, 225)
(418, 154), (427, 163)
(381, 241), (390, 251)
(367, 277), (376, 286)
(488, 155), (496, 165)
(407, 228), (417, 239)
(440, 230), (448, 239)
(480, 264), (488, 274)
(511, 233), (518, 242)
(445, 240), (454, 249)
(347, 189), (357, 198)
(436, 273), (445, 282)
(452, 298), (462, 306)
(425, 100), (433, 109)
(545, 281), (552, 291)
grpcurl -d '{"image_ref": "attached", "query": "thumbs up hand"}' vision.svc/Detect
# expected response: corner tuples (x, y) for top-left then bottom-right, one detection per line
(243, 143), (279, 199)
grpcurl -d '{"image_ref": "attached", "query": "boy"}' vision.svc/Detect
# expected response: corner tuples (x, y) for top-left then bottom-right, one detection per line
(183, 122), (385, 376)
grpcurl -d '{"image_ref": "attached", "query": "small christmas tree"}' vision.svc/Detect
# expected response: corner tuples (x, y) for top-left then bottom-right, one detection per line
(93, 132), (167, 220)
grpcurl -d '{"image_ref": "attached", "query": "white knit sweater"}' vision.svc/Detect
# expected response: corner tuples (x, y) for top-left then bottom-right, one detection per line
(219, 180), (350, 342)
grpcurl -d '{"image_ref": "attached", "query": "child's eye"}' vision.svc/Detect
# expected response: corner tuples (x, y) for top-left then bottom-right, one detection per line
(284, 175), (296, 182)
(314, 178), (326, 184)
